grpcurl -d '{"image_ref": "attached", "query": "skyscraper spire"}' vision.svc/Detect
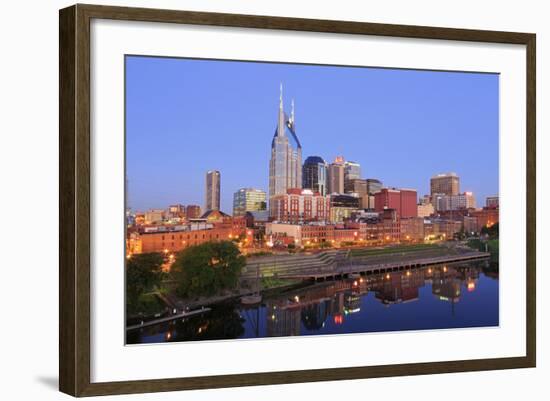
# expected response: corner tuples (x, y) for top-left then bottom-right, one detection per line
(277, 83), (285, 138)
(270, 84), (302, 206)
(290, 98), (295, 124)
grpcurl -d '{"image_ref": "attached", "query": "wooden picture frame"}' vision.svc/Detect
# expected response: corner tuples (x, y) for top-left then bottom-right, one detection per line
(59, 3), (536, 397)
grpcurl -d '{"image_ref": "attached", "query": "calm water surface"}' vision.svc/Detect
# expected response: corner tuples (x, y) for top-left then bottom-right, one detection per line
(127, 261), (498, 344)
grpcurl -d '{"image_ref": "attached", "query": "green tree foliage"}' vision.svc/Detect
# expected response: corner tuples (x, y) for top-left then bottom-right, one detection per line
(126, 252), (164, 313)
(481, 222), (499, 239)
(171, 241), (245, 298)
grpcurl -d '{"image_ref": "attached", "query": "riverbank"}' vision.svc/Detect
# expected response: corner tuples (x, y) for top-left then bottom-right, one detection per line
(242, 243), (489, 281)
(466, 238), (499, 261)
(155, 277), (307, 312)
(127, 260), (499, 344)
(127, 243), (490, 326)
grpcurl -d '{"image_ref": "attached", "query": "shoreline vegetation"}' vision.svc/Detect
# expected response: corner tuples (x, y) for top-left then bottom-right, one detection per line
(466, 222), (499, 261)
(126, 238), (496, 326)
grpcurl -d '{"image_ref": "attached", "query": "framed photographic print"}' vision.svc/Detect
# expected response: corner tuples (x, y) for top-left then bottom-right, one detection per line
(59, 4), (536, 397)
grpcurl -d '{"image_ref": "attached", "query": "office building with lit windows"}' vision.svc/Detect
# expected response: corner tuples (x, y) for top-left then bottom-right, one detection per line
(430, 172), (460, 196)
(433, 192), (476, 211)
(302, 156), (328, 196)
(270, 188), (330, 224)
(344, 160), (361, 189)
(328, 156), (345, 194)
(366, 178), (383, 195)
(232, 188), (267, 217)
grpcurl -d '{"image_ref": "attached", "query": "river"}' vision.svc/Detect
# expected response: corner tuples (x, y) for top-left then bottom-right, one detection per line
(126, 260), (498, 344)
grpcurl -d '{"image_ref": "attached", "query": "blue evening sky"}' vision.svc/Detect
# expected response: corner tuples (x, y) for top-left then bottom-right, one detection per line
(126, 56), (499, 213)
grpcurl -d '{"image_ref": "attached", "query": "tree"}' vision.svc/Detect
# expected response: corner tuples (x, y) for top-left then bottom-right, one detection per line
(126, 252), (164, 313)
(166, 303), (245, 341)
(171, 241), (245, 298)
(481, 222), (499, 239)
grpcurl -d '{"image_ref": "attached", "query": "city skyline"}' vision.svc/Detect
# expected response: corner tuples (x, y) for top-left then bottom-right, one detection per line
(126, 56), (499, 213)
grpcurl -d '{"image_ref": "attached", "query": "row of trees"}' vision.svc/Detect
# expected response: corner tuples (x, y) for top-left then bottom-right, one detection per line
(126, 252), (165, 316)
(481, 222), (499, 239)
(126, 241), (245, 316)
(171, 241), (245, 298)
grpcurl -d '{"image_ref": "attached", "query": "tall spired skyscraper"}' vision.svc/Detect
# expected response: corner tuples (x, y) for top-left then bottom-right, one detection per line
(269, 84), (302, 204)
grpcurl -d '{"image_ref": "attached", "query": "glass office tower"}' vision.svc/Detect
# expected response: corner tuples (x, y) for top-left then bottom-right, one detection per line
(233, 188), (267, 217)
(269, 84), (302, 205)
(303, 156), (328, 196)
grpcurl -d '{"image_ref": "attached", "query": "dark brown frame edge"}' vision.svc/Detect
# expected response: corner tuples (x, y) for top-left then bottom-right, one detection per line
(59, 3), (536, 397)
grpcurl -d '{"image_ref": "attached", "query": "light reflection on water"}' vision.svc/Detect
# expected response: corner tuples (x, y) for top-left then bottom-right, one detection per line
(127, 261), (498, 344)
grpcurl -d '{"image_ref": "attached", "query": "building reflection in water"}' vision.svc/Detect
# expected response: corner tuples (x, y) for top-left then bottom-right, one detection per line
(263, 262), (495, 337)
(127, 261), (497, 344)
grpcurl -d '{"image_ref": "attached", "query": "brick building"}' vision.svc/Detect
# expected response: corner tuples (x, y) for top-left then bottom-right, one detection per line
(374, 188), (418, 218)
(270, 188), (331, 224)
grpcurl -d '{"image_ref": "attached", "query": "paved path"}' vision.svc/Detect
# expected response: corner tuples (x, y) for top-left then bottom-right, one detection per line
(300, 251), (491, 280)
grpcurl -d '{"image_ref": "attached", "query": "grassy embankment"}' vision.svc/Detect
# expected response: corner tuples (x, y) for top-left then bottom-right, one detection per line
(467, 238), (499, 261)
(349, 243), (441, 258)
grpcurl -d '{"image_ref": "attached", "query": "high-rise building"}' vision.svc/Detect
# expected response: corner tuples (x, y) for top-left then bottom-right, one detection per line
(433, 192), (476, 211)
(359, 178), (383, 209)
(430, 172), (460, 196)
(232, 188), (267, 217)
(374, 188), (418, 218)
(328, 156), (345, 194)
(269, 84), (302, 205)
(366, 178), (383, 195)
(486, 196), (499, 209)
(302, 156), (328, 196)
(344, 178), (367, 196)
(205, 170), (221, 211)
(344, 160), (361, 189)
